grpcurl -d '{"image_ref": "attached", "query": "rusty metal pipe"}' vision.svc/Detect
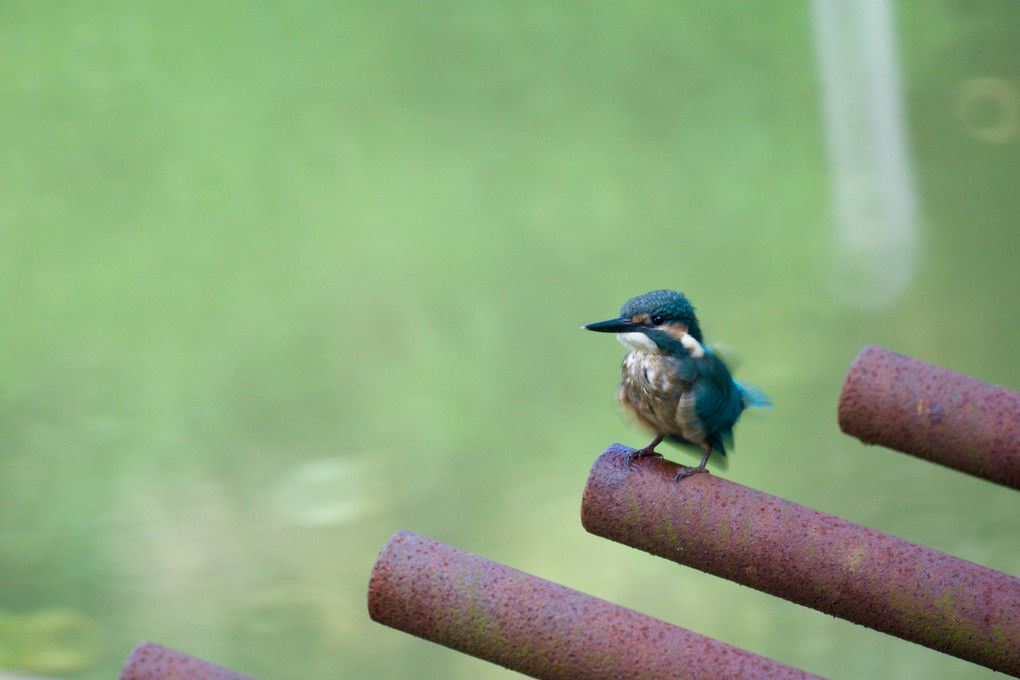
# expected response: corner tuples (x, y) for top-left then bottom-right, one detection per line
(368, 530), (827, 680)
(839, 344), (1020, 490)
(119, 642), (258, 680)
(581, 445), (1020, 677)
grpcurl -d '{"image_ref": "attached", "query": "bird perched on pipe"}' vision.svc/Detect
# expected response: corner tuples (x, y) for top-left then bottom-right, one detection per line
(584, 290), (770, 479)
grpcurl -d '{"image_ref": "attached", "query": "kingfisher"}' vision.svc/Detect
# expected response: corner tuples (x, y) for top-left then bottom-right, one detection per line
(584, 290), (770, 479)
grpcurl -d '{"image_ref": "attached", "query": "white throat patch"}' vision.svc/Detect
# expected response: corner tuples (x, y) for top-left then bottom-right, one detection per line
(616, 332), (658, 353)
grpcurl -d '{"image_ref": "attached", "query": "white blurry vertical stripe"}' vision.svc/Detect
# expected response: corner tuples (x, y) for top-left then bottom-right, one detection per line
(812, 0), (919, 309)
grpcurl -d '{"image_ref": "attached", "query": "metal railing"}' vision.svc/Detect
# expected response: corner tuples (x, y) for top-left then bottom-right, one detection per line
(118, 346), (1020, 679)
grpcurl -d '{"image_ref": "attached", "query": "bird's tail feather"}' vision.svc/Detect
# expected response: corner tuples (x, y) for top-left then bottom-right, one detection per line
(736, 381), (772, 409)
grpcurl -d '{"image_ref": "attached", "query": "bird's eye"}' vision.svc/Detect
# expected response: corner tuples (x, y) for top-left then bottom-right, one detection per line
(650, 314), (664, 325)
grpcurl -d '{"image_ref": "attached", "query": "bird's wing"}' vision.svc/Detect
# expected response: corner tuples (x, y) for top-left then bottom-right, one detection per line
(675, 353), (744, 456)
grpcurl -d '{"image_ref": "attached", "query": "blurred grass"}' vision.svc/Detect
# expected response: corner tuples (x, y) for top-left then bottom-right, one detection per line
(1, 1), (1019, 679)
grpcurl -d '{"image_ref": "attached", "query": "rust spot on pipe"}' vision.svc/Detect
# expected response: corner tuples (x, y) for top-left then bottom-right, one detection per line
(119, 642), (258, 680)
(581, 445), (1020, 677)
(839, 345), (1020, 490)
(368, 530), (827, 680)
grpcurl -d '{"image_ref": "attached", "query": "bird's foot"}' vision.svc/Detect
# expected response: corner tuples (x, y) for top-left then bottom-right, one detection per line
(674, 446), (713, 481)
(674, 465), (709, 482)
(624, 435), (665, 464)
(624, 447), (663, 464)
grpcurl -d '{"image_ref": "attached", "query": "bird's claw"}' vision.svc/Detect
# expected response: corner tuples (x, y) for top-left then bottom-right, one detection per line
(624, 448), (663, 465)
(674, 466), (709, 482)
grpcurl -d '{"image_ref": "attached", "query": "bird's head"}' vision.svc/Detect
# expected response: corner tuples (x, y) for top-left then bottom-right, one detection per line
(584, 290), (704, 354)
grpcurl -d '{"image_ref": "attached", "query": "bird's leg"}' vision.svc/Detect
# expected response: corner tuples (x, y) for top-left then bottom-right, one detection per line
(675, 445), (713, 481)
(626, 434), (664, 463)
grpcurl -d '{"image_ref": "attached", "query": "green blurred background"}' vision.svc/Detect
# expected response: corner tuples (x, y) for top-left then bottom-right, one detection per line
(2, 1), (1019, 678)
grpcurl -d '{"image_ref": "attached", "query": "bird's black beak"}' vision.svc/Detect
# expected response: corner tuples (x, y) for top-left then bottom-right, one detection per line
(583, 316), (641, 333)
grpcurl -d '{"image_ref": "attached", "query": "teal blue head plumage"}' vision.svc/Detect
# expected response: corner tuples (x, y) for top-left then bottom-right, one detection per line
(619, 289), (703, 342)
(584, 290), (770, 479)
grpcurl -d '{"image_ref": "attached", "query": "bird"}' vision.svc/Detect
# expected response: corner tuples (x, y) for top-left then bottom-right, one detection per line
(583, 290), (770, 479)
